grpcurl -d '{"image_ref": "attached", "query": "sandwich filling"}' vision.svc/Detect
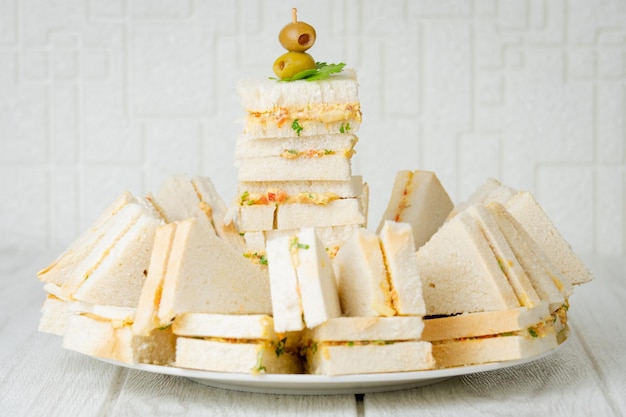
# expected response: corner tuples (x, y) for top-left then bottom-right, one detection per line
(393, 171), (414, 222)
(77, 311), (134, 329)
(243, 251), (268, 266)
(279, 147), (355, 159)
(376, 241), (398, 317)
(429, 318), (555, 346)
(239, 189), (340, 206)
(247, 103), (361, 129)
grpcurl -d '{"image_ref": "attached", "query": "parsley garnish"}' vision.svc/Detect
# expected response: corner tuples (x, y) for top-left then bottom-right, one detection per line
(253, 350), (267, 373)
(291, 119), (303, 136)
(243, 251), (268, 266)
(274, 337), (287, 357)
(528, 328), (539, 338)
(271, 62), (346, 82)
(240, 190), (250, 204)
(339, 122), (351, 134)
(290, 237), (309, 250)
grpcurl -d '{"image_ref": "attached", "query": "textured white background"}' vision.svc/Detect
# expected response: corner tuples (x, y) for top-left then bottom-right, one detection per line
(1, 0), (624, 258)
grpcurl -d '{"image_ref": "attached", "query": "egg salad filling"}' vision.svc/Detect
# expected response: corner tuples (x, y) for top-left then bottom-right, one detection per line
(429, 318), (556, 346)
(239, 189), (341, 206)
(248, 103), (361, 129)
(279, 147), (355, 159)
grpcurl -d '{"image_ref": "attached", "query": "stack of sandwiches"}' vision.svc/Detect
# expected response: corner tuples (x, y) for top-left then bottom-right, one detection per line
(37, 190), (174, 364)
(448, 177), (593, 287)
(38, 175), (277, 368)
(234, 70), (368, 259)
(265, 223), (435, 375)
(413, 178), (593, 368)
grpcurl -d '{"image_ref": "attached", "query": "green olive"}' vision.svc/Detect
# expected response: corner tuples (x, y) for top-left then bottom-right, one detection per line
(279, 21), (316, 52)
(273, 51), (316, 79)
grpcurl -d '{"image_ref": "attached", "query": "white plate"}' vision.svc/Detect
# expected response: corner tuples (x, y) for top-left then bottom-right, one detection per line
(95, 340), (566, 395)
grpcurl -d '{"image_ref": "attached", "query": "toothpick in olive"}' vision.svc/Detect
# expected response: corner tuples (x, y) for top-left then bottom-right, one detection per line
(278, 8), (316, 52)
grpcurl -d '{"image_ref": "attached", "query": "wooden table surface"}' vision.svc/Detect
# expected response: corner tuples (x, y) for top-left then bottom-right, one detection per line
(2, 248), (624, 417)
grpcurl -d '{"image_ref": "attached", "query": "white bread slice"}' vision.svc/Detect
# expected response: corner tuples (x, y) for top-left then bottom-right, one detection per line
(334, 228), (393, 317)
(448, 177), (516, 220)
(266, 228), (342, 332)
(361, 182), (370, 227)
(276, 198), (365, 230)
(236, 155), (352, 182)
(242, 231), (266, 252)
(505, 191), (593, 285)
(239, 69), (360, 112)
(72, 213), (162, 308)
(172, 313), (302, 355)
(421, 302), (551, 342)
(266, 234), (304, 332)
(509, 219), (574, 299)
(416, 211), (520, 316)
(235, 134), (357, 159)
(265, 224), (362, 258)
(173, 314), (275, 338)
(238, 176), (363, 202)
(379, 221), (426, 316)
(58, 202), (145, 297)
(68, 302), (136, 322)
(155, 175), (203, 223)
(37, 191), (139, 286)
(304, 316), (425, 342)
(114, 325), (176, 366)
(157, 218), (272, 322)
(63, 314), (175, 365)
(237, 204), (276, 232)
(486, 203), (572, 311)
(191, 176), (245, 251)
(378, 170), (453, 250)
(431, 332), (557, 369)
(308, 224), (362, 256)
(42, 282), (70, 300)
(155, 175), (245, 251)
(59, 202), (156, 302)
(132, 223), (177, 336)
(290, 228), (342, 329)
(63, 314), (117, 359)
(38, 295), (71, 335)
(175, 337), (302, 374)
(306, 342), (434, 375)
(466, 205), (542, 308)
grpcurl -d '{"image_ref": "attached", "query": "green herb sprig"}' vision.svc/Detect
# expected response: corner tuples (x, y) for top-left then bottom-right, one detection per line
(291, 120), (303, 136)
(271, 62), (346, 82)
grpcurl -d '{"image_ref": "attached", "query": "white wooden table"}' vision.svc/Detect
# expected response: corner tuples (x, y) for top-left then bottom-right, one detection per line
(2, 248), (624, 417)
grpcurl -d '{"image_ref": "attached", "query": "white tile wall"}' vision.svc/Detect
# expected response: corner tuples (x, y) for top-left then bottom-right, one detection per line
(1, 0), (624, 257)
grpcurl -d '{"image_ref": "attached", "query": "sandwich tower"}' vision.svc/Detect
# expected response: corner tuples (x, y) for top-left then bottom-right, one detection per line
(234, 9), (367, 259)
